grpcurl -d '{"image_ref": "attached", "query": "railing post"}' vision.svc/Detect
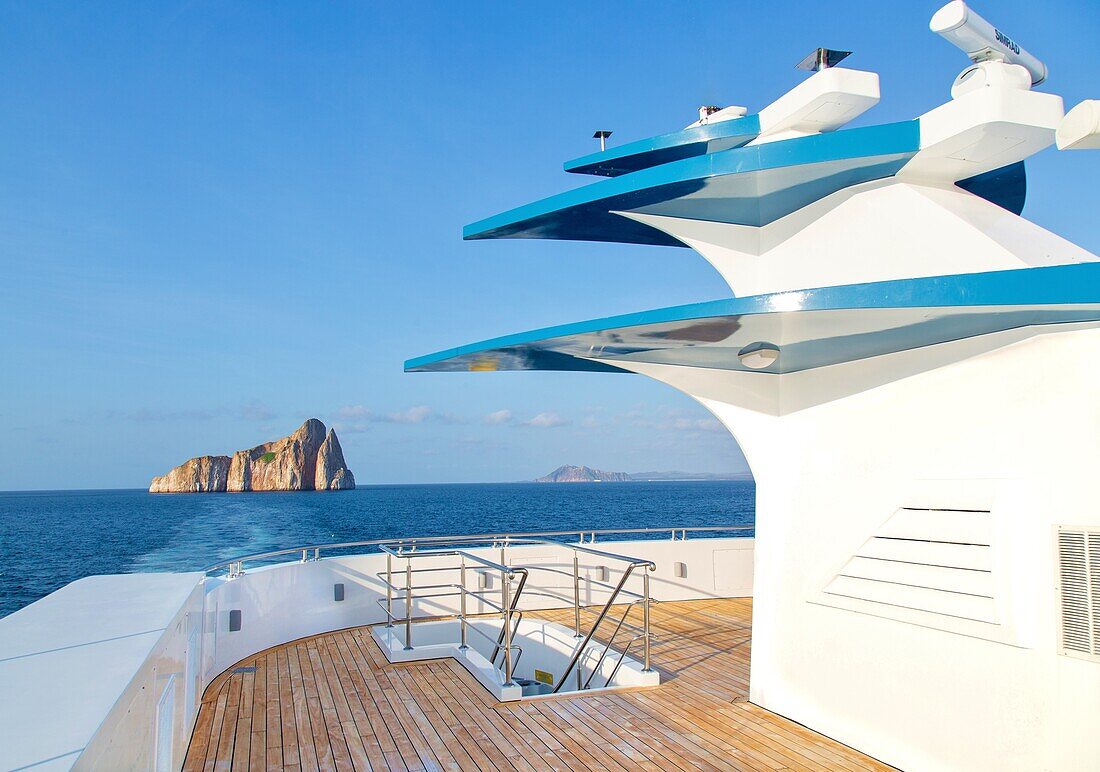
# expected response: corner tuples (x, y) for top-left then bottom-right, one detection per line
(552, 564), (636, 694)
(576, 573), (583, 693)
(301, 549), (308, 563)
(459, 558), (468, 650)
(643, 567), (652, 672)
(501, 568), (514, 686)
(572, 553), (582, 638)
(313, 547), (320, 561)
(404, 559), (413, 650)
(386, 553), (393, 628)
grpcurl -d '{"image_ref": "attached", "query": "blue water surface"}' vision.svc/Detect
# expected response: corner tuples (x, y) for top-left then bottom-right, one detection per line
(0, 481), (754, 618)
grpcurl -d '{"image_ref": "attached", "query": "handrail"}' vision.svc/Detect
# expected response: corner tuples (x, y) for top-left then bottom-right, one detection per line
(582, 601), (641, 689)
(378, 544), (516, 576)
(489, 570), (528, 667)
(365, 531), (661, 694)
(203, 524), (752, 574)
(601, 632), (643, 688)
(379, 540), (530, 686)
(376, 560), (655, 605)
(551, 560), (654, 694)
(387, 535), (660, 571)
(209, 526), (722, 694)
(379, 540), (529, 674)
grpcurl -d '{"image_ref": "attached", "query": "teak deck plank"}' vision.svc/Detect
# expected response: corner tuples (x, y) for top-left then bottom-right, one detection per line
(343, 632), (422, 770)
(325, 634), (388, 770)
(184, 599), (894, 771)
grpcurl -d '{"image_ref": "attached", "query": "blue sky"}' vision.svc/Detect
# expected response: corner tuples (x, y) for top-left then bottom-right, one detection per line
(1, 1), (1097, 490)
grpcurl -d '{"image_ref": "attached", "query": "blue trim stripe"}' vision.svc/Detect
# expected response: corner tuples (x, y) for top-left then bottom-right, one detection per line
(564, 114), (761, 177)
(405, 263), (1100, 372)
(463, 121), (920, 245)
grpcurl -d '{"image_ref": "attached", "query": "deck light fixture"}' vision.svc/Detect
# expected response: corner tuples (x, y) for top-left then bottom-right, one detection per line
(592, 130), (612, 151)
(738, 342), (780, 370)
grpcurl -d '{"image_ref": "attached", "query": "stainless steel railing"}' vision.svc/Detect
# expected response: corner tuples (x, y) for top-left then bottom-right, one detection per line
(374, 542), (529, 685)
(362, 532), (661, 693)
(203, 525), (752, 694)
(205, 524), (752, 576)
(550, 554), (655, 693)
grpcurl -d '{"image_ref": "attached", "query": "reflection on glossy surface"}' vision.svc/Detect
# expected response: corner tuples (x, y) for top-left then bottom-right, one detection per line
(407, 263), (1100, 375)
(464, 122), (921, 245)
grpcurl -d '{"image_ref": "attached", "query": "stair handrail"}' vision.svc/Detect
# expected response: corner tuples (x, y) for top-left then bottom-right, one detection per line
(368, 534), (660, 693)
(378, 543), (528, 686)
(551, 558), (655, 694)
(489, 570), (528, 667)
(581, 598), (645, 690)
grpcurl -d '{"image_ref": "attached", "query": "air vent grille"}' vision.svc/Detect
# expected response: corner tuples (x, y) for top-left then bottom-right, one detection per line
(1057, 527), (1100, 659)
(822, 507), (996, 624)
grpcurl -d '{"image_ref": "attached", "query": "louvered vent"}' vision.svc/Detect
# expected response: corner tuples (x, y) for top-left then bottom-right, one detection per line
(822, 507), (996, 624)
(1057, 527), (1100, 660)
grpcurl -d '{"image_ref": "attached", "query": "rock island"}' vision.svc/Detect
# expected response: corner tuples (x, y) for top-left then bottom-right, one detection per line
(149, 418), (355, 493)
(534, 465), (630, 483)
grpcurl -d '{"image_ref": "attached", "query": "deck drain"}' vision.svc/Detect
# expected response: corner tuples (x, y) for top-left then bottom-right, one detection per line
(232, 666), (257, 674)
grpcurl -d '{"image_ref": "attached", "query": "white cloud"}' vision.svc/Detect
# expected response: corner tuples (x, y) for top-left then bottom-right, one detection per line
(385, 405), (433, 424)
(483, 409), (513, 425)
(522, 411), (570, 428)
(335, 404), (429, 423)
(670, 417), (725, 433)
(334, 404), (461, 427)
(608, 404), (726, 434)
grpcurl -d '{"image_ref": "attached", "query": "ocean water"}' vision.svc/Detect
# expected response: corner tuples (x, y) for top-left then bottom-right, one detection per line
(0, 481), (754, 618)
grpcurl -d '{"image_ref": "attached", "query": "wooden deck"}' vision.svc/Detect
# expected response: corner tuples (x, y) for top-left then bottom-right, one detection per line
(184, 599), (892, 771)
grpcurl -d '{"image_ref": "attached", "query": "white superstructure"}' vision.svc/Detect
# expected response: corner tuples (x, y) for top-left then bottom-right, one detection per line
(410, 3), (1100, 770)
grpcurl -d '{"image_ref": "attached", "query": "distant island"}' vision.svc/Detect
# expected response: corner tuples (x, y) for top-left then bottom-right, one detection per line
(534, 465), (752, 483)
(535, 465), (631, 483)
(150, 418), (355, 493)
(629, 470), (754, 481)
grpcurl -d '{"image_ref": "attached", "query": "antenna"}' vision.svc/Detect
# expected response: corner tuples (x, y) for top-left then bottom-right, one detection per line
(592, 130), (612, 151)
(930, 1), (1046, 86)
(699, 105), (723, 122)
(795, 48), (852, 72)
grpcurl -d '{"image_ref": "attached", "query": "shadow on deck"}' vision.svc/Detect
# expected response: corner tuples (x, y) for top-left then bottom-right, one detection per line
(184, 598), (892, 771)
